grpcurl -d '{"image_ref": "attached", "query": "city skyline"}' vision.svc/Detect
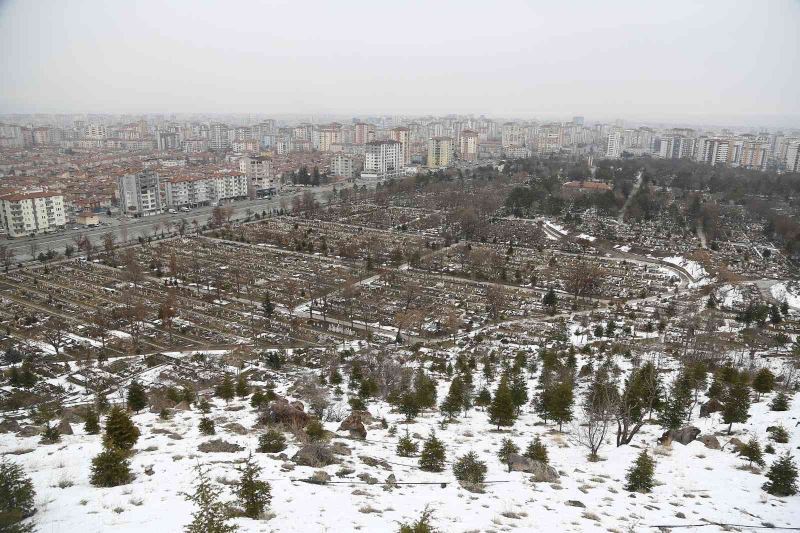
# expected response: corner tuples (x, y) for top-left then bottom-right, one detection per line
(1, 0), (799, 127)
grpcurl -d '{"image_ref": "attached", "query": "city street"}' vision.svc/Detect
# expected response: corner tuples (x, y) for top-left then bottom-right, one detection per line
(3, 182), (350, 261)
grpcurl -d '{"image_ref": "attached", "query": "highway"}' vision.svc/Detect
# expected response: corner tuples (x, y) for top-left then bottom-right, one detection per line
(3, 183), (348, 261)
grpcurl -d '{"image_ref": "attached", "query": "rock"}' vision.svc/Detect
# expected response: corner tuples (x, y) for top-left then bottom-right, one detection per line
(197, 439), (244, 453)
(566, 500), (586, 508)
(351, 410), (374, 424)
(338, 413), (367, 439)
(307, 470), (330, 485)
(357, 473), (379, 484)
(16, 425), (42, 438)
(173, 401), (191, 411)
(224, 422), (248, 435)
(675, 512), (686, 519)
(359, 455), (392, 470)
(658, 426), (700, 446)
(336, 466), (355, 477)
(292, 444), (338, 467)
(507, 454), (559, 482)
(699, 399), (722, 418)
(0, 419), (20, 433)
(698, 435), (720, 450)
(385, 474), (397, 486)
(143, 464), (155, 476)
(56, 419), (73, 436)
(727, 437), (745, 452)
(331, 442), (352, 456)
(265, 399), (309, 428)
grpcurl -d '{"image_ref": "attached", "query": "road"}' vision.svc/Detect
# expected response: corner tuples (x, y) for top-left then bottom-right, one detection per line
(3, 183), (347, 261)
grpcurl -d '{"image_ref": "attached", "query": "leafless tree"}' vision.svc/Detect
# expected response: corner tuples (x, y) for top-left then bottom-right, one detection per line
(40, 315), (69, 356)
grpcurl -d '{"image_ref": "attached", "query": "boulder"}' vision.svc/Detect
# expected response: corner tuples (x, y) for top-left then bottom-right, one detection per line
(292, 444), (338, 467)
(224, 422), (248, 435)
(197, 439), (244, 453)
(507, 453), (559, 482)
(16, 425), (42, 438)
(658, 426), (700, 446)
(699, 399), (723, 418)
(57, 419), (73, 436)
(338, 413), (367, 439)
(265, 399), (309, 428)
(173, 401), (191, 411)
(698, 435), (720, 450)
(0, 419), (20, 434)
(727, 437), (745, 452)
(566, 500), (586, 508)
(307, 470), (330, 485)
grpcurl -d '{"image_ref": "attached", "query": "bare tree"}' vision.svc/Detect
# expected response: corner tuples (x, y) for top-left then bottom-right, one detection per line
(90, 308), (112, 362)
(40, 315), (69, 356)
(0, 244), (15, 271)
(102, 231), (116, 265)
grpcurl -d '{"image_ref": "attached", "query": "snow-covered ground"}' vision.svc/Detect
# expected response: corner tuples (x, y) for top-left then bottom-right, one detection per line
(771, 281), (800, 311)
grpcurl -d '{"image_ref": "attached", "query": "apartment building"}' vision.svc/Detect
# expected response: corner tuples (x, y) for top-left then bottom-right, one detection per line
(361, 140), (403, 181)
(785, 140), (800, 172)
(390, 126), (411, 164)
(354, 123), (376, 145)
(182, 138), (209, 153)
(427, 136), (454, 168)
(331, 153), (360, 179)
(318, 124), (343, 152)
(164, 173), (249, 207)
(605, 130), (622, 158)
(239, 156), (278, 196)
(501, 123), (525, 148)
(459, 129), (479, 161)
(117, 170), (162, 216)
(0, 191), (66, 237)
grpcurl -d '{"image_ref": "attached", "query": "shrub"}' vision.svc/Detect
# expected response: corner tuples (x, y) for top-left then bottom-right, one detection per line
(452, 452), (487, 484)
(396, 430), (418, 457)
(625, 450), (655, 493)
(257, 430), (286, 453)
(40, 425), (61, 444)
(159, 408), (171, 420)
(127, 380), (148, 412)
(84, 408), (100, 434)
(770, 392), (790, 411)
(103, 406), (140, 451)
(250, 389), (264, 408)
(398, 506), (438, 533)
(234, 453), (271, 519)
(768, 425), (789, 444)
(198, 398), (212, 414)
(762, 452), (798, 496)
(90, 447), (133, 487)
(497, 438), (519, 470)
(198, 417), (216, 436)
(419, 432), (446, 472)
(184, 463), (238, 533)
(0, 458), (36, 533)
(525, 436), (548, 463)
(305, 419), (325, 442)
(739, 437), (765, 467)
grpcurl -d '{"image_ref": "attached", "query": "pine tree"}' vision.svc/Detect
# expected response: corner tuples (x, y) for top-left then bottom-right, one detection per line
(198, 398), (212, 414)
(84, 407), (100, 435)
(752, 368), (775, 401)
(419, 432), (446, 472)
(542, 288), (558, 315)
(452, 451), (487, 484)
(525, 436), (548, 463)
(261, 293), (274, 319)
(103, 405), (140, 451)
(440, 376), (465, 420)
(762, 452), (798, 496)
(90, 447), (133, 487)
(722, 378), (751, 434)
(250, 389), (264, 408)
(488, 375), (516, 430)
(770, 391), (791, 412)
(414, 369), (438, 409)
(739, 437), (765, 467)
(399, 391), (420, 421)
(0, 457), (36, 533)
(538, 380), (574, 431)
(234, 452), (271, 519)
(659, 373), (692, 430)
(509, 372), (528, 414)
(199, 417), (216, 436)
(625, 449), (656, 493)
(768, 425), (789, 444)
(235, 375), (250, 398)
(498, 438), (519, 471)
(215, 374), (235, 403)
(396, 429), (419, 457)
(474, 387), (491, 409)
(127, 380), (148, 412)
(184, 463), (238, 533)
(257, 429), (286, 453)
(398, 507), (439, 533)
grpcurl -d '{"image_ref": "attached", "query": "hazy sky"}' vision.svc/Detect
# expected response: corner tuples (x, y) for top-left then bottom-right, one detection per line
(1, 0), (799, 126)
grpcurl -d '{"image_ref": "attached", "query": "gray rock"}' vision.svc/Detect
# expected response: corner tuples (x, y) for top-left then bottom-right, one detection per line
(357, 473), (379, 484)
(16, 425), (42, 437)
(307, 470), (330, 484)
(699, 435), (720, 450)
(507, 453), (559, 482)
(197, 439), (244, 453)
(658, 426), (701, 446)
(699, 399), (722, 418)
(0, 419), (20, 433)
(292, 444), (338, 467)
(57, 419), (73, 436)
(338, 413), (367, 439)
(566, 500), (586, 508)
(224, 422), (248, 435)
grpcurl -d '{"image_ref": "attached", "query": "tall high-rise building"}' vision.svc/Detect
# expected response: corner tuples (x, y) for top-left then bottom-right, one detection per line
(784, 139), (800, 172)
(361, 140), (403, 181)
(354, 122), (376, 145)
(459, 129), (479, 161)
(605, 131), (622, 158)
(428, 136), (454, 168)
(209, 123), (230, 150)
(501, 123), (525, 148)
(389, 126), (411, 164)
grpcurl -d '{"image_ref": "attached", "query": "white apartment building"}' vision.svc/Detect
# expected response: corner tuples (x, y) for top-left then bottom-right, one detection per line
(428, 136), (454, 168)
(658, 135), (696, 160)
(0, 191), (66, 238)
(605, 131), (622, 158)
(785, 140), (800, 172)
(331, 154), (359, 179)
(501, 123), (525, 148)
(209, 123), (230, 150)
(459, 129), (479, 161)
(318, 124), (343, 152)
(183, 138), (209, 153)
(117, 170), (162, 216)
(361, 140), (403, 181)
(164, 173), (249, 207)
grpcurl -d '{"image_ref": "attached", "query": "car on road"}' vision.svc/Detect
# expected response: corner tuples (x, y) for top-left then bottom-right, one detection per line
(167, 208), (177, 214)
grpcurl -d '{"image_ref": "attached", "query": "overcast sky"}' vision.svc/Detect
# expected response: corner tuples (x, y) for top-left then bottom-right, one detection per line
(1, 0), (799, 126)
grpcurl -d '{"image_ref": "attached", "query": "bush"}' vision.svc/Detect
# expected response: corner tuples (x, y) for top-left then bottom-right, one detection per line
(235, 452), (271, 519)
(250, 389), (265, 408)
(419, 432), (446, 472)
(184, 463), (238, 533)
(40, 425), (61, 444)
(768, 425), (789, 444)
(0, 458), (36, 533)
(398, 506), (438, 533)
(770, 392), (790, 411)
(90, 447), (133, 487)
(497, 438), (519, 469)
(257, 430), (286, 453)
(84, 408), (100, 434)
(739, 437), (765, 467)
(127, 380), (148, 412)
(625, 450), (655, 493)
(103, 406), (140, 451)
(198, 417), (216, 436)
(396, 430), (418, 457)
(452, 452), (487, 484)
(762, 452), (798, 496)
(198, 398), (212, 414)
(305, 419), (325, 442)
(525, 436), (548, 463)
